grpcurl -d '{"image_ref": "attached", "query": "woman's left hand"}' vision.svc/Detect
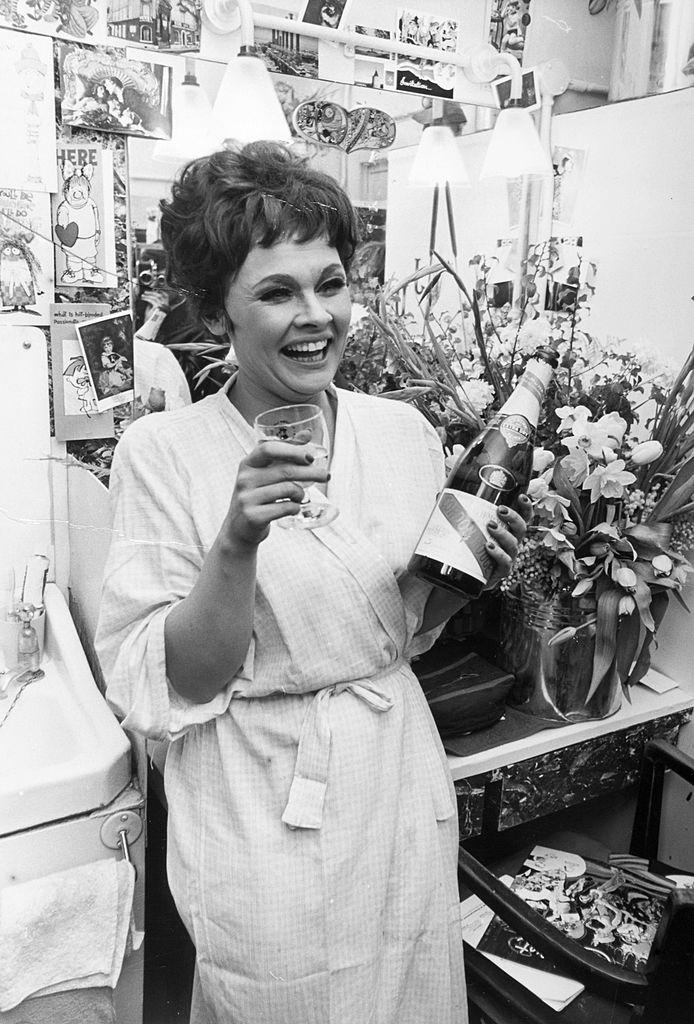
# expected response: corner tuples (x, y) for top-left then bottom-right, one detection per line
(483, 493), (533, 591)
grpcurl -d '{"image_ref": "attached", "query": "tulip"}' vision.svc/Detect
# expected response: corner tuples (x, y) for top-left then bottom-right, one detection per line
(652, 554), (673, 578)
(629, 440), (664, 466)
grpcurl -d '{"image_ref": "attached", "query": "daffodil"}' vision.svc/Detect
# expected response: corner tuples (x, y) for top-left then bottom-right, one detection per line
(583, 459), (637, 502)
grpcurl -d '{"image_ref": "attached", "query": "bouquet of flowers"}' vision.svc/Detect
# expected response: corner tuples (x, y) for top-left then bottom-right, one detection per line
(341, 243), (694, 702)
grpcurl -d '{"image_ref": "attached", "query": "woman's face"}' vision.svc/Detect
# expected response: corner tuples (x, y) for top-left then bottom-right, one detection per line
(213, 236), (352, 411)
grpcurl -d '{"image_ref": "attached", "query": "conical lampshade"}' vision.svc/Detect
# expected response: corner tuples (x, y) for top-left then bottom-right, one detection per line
(152, 73), (214, 164)
(211, 52), (291, 146)
(479, 106), (553, 179)
(409, 125), (471, 186)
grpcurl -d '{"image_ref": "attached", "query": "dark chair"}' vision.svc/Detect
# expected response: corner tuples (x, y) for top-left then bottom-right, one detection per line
(458, 738), (694, 1024)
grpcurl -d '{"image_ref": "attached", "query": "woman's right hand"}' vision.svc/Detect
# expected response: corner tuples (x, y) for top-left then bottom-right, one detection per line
(224, 441), (329, 547)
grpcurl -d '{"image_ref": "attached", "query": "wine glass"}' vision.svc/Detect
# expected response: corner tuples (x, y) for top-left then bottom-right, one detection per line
(253, 404), (339, 529)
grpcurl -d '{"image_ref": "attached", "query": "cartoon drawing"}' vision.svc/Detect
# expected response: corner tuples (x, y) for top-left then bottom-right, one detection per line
(63, 352), (97, 414)
(0, 230), (43, 314)
(54, 160), (102, 284)
(15, 40), (48, 187)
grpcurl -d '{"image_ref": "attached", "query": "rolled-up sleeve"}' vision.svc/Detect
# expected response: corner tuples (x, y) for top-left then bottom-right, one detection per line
(95, 419), (252, 741)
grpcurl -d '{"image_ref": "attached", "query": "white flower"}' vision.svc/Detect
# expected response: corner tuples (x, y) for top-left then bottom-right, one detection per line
(561, 449), (590, 487)
(629, 440), (664, 466)
(516, 316), (553, 354)
(563, 414), (627, 460)
(532, 447), (555, 473)
(349, 302), (370, 327)
(596, 411), (628, 448)
(455, 379), (495, 415)
(556, 405), (591, 434)
(583, 459), (637, 502)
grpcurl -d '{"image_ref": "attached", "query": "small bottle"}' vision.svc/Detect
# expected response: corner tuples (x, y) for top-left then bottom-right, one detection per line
(409, 345), (558, 598)
(16, 604), (40, 671)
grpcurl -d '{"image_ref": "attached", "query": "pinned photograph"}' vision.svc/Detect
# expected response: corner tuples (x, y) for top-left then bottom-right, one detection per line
(77, 310), (134, 411)
(492, 68), (539, 111)
(107, 0), (201, 51)
(552, 146), (587, 231)
(50, 302), (115, 440)
(354, 26), (395, 60)
(0, 0), (108, 43)
(58, 42), (172, 138)
(254, 2), (318, 78)
(395, 8), (458, 99)
(0, 189), (53, 325)
(488, 0), (530, 62)
(0, 29), (58, 193)
(52, 145), (117, 289)
(301, 0), (346, 30)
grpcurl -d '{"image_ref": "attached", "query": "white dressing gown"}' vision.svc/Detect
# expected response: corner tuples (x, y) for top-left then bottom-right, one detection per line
(95, 381), (468, 1024)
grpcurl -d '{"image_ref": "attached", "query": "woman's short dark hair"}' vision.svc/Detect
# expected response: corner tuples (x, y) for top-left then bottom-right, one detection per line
(159, 142), (360, 320)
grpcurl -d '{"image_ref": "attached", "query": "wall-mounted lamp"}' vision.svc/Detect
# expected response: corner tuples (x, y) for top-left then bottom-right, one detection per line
(479, 100), (553, 179)
(206, 0), (291, 146)
(153, 59), (214, 164)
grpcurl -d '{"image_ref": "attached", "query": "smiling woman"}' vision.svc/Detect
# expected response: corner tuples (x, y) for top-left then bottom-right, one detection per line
(94, 141), (529, 1024)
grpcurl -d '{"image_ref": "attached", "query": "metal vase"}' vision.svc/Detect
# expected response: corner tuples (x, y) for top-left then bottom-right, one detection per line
(499, 589), (622, 723)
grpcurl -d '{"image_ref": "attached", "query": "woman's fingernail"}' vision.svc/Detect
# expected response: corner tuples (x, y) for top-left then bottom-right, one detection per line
(498, 506), (509, 516)
(487, 541), (496, 551)
(305, 453), (314, 464)
(326, 473), (331, 481)
(489, 521), (499, 531)
(519, 494), (531, 504)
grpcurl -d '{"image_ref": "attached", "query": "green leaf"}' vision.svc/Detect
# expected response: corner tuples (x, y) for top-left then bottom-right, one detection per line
(551, 461), (585, 533)
(616, 610), (642, 685)
(626, 592), (670, 687)
(586, 588), (621, 702)
(632, 579), (656, 631)
(650, 455), (694, 521)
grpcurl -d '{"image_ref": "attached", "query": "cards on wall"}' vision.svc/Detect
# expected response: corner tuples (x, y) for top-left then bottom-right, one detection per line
(0, 0), (108, 44)
(107, 0), (202, 52)
(50, 302), (115, 440)
(0, 189), (53, 324)
(76, 310), (134, 412)
(0, 29), (57, 193)
(395, 7), (459, 98)
(52, 144), (117, 289)
(57, 42), (173, 139)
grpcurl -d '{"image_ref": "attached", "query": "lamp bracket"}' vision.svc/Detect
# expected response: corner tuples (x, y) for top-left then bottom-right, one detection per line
(202, 0), (241, 35)
(460, 43), (510, 84)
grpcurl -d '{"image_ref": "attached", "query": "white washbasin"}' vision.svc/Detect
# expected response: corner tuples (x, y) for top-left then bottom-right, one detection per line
(0, 584), (131, 835)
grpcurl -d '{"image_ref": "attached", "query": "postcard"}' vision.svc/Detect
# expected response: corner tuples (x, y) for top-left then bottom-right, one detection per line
(0, 0), (108, 44)
(254, 2), (318, 79)
(77, 310), (134, 411)
(478, 846), (667, 973)
(58, 42), (173, 139)
(395, 8), (458, 99)
(301, 0), (346, 30)
(0, 29), (58, 193)
(52, 144), (117, 290)
(107, 0), (201, 52)
(50, 302), (115, 440)
(0, 189), (53, 325)
(488, 0), (531, 62)
(492, 68), (540, 111)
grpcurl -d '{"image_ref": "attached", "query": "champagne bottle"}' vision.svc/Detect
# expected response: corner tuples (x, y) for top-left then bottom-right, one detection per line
(410, 346), (558, 598)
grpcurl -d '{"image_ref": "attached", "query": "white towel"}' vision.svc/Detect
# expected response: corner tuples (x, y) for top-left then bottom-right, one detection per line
(0, 859), (135, 1012)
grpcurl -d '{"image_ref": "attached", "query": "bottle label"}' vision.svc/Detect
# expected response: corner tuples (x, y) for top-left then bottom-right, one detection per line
(478, 464), (515, 491)
(498, 414), (532, 449)
(414, 488), (496, 584)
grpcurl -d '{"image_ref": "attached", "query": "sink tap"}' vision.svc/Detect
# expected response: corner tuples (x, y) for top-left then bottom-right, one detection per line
(0, 666), (44, 699)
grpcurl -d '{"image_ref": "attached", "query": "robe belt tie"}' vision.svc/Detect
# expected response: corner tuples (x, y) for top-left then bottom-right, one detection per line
(281, 663), (402, 830)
